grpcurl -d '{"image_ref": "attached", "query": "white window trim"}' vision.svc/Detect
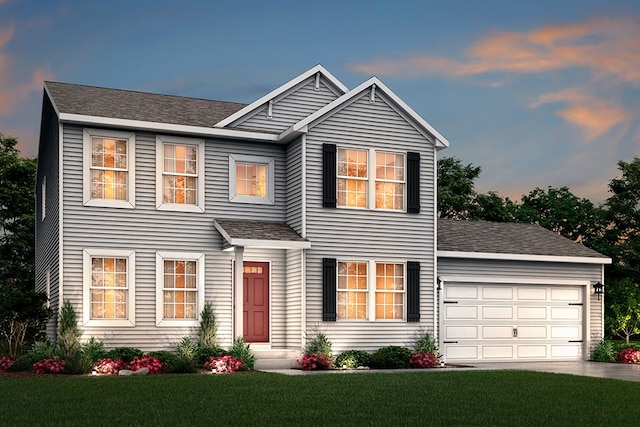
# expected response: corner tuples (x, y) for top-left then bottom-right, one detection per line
(156, 135), (205, 213)
(337, 259), (406, 322)
(41, 176), (46, 221)
(155, 251), (205, 327)
(83, 128), (136, 209)
(336, 147), (407, 212)
(228, 154), (275, 205)
(82, 248), (136, 327)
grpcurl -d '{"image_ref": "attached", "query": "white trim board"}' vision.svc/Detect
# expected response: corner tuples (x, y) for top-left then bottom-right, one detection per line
(438, 275), (589, 286)
(437, 250), (611, 265)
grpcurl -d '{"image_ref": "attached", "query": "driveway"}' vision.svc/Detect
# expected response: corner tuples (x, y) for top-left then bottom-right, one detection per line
(470, 360), (640, 382)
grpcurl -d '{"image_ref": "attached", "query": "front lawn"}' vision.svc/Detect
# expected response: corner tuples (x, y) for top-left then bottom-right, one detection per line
(2, 370), (639, 425)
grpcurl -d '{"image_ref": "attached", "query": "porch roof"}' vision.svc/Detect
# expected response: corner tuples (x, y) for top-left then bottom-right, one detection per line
(213, 218), (311, 249)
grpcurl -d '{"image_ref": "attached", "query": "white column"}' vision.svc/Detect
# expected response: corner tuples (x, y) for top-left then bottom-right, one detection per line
(234, 246), (244, 340)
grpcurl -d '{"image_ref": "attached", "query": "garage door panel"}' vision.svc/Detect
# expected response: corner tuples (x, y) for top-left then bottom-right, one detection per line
(482, 306), (513, 319)
(446, 326), (478, 339)
(482, 287), (513, 300)
(443, 283), (584, 362)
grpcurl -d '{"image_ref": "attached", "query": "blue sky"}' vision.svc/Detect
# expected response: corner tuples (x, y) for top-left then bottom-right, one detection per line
(1, 0), (639, 203)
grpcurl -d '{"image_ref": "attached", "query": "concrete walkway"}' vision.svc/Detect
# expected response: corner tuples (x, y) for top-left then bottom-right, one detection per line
(261, 361), (640, 382)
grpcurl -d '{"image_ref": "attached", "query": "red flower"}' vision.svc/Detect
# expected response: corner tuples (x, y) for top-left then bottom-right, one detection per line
(0, 356), (16, 372)
(296, 353), (333, 370)
(409, 352), (440, 368)
(32, 357), (66, 374)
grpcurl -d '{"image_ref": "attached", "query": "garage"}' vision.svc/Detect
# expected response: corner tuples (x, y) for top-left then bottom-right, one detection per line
(440, 281), (586, 362)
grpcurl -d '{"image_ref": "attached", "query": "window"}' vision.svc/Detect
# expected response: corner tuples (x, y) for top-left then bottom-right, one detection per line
(337, 148), (368, 208)
(83, 129), (135, 208)
(82, 249), (135, 327)
(375, 152), (405, 210)
(335, 260), (405, 321)
(155, 252), (205, 327)
(41, 176), (46, 221)
(229, 154), (275, 204)
(156, 135), (205, 212)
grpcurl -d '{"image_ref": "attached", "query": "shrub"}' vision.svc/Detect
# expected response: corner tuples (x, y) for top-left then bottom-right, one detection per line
(616, 347), (640, 364)
(146, 351), (180, 373)
(195, 346), (226, 366)
(335, 350), (370, 369)
(297, 353), (334, 370)
(32, 356), (65, 374)
(106, 347), (143, 363)
(591, 339), (615, 363)
(304, 332), (332, 359)
(93, 358), (124, 375)
(369, 346), (412, 369)
(57, 301), (81, 374)
(79, 337), (107, 373)
(204, 355), (244, 373)
(127, 356), (164, 374)
(410, 352), (440, 368)
(174, 337), (198, 373)
(227, 337), (255, 371)
(9, 340), (57, 372)
(0, 355), (16, 371)
(412, 330), (439, 355)
(198, 303), (218, 349)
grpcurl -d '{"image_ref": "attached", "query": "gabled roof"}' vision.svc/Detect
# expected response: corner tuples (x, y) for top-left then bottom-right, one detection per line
(283, 77), (450, 149)
(214, 218), (311, 249)
(214, 65), (349, 128)
(45, 81), (246, 127)
(437, 219), (610, 264)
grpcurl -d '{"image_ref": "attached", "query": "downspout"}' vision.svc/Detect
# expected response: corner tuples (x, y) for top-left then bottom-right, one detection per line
(300, 133), (307, 350)
(58, 122), (64, 324)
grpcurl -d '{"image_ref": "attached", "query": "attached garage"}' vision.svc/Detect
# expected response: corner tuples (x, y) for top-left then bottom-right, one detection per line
(437, 220), (611, 363)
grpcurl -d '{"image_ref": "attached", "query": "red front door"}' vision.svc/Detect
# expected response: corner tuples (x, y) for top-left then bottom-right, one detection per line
(243, 262), (270, 343)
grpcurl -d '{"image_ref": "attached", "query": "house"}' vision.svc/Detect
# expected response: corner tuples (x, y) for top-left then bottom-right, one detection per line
(35, 65), (610, 365)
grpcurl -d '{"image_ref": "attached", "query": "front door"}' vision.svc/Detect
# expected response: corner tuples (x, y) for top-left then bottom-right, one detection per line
(243, 262), (270, 343)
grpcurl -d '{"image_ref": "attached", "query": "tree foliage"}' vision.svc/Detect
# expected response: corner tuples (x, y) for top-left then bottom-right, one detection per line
(437, 157), (481, 220)
(605, 278), (640, 344)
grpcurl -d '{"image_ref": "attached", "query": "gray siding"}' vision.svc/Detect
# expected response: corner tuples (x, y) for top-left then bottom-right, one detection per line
(284, 249), (303, 350)
(234, 77), (341, 133)
(303, 91), (438, 352)
(35, 92), (60, 340)
(60, 124), (295, 351)
(437, 257), (604, 355)
(285, 138), (303, 234)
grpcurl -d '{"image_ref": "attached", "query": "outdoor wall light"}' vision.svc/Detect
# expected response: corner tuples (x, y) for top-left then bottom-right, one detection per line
(592, 282), (604, 301)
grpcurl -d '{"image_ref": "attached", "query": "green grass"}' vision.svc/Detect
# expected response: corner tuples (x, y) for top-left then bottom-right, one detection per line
(1, 370), (639, 426)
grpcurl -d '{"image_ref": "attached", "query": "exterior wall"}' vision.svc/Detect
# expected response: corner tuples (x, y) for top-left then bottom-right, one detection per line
(60, 124), (294, 351)
(437, 257), (604, 356)
(35, 92), (60, 340)
(303, 91), (438, 352)
(233, 77), (341, 133)
(285, 137), (303, 234)
(284, 249), (303, 350)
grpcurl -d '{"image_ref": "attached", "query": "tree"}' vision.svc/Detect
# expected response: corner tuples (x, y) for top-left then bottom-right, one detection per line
(604, 157), (640, 280)
(515, 186), (605, 245)
(470, 191), (518, 222)
(605, 278), (640, 344)
(437, 157), (481, 219)
(0, 134), (50, 357)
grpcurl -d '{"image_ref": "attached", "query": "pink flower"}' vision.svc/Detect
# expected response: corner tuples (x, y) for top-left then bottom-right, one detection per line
(296, 353), (333, 370)
(32, 357), (66, 374)
(0, 356), (16, 372)
(204, 355), (245, 373)
(617, 348), (640, 364)
(409, 352), (440, 368)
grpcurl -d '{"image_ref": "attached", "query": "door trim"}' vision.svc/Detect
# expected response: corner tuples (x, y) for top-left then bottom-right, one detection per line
(234, 259), (272, 346)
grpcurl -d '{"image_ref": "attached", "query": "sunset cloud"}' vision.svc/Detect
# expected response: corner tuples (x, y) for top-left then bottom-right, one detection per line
(530, 88), (629, 138)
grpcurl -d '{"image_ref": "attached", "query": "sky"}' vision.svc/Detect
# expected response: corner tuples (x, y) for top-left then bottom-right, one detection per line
(1, 0), (639, 204)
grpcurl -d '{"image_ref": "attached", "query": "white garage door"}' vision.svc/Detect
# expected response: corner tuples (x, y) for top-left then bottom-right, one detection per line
(442, 283), (584, 362)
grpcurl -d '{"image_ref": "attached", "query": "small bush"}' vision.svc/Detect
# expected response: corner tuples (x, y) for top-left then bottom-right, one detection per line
(335, 350), (370, 369)
(174, 337), (198, 373)
(369, 346), (412, 369)
(93, 358), (124, 375)
(297, 353), (333, 370)
(195, 346), (226, 366)
(57, 301), (82, 374)
(8, 340), (56, 372)
(106, 347), (143, 363)
(146, 351), (180, 373)
(592, 339), (615, 363)
(228, 337), (255, 371)
(204, 355), (244, 373)
(412, 330), (439, 355)
(0, 355), (16, 372)
(616, 347), (640, 364)
(304, 332), (333, 358)
(127, 356), (164, 374)
(410, 352), (440, 368)
(198, 303), (218, 349)
(79, 337), (107, 373)
(32, 356), (65, 374)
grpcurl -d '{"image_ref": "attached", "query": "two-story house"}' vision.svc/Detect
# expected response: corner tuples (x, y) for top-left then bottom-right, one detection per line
(36, 65), (610, 365)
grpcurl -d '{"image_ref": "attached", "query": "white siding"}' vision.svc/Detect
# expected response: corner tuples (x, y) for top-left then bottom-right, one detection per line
(303, 91), (438, 352)
(285, 138), (303, 234)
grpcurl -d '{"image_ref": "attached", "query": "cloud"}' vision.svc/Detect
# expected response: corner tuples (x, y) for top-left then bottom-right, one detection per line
(530, 88), (629, 138)
(350, 17), (640, 84)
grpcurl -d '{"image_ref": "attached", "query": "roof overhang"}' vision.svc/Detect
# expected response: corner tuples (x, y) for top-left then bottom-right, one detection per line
(437, 250), (612, 265)
(214, 219), (311, 250)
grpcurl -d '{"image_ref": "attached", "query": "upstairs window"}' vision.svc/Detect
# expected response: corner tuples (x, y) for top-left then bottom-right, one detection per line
(83, 129), (135, 208)
(375, 152), (405, 210)
(229, 154), (275, 205)
(156, 136), (205, 212)
(337, 148), (368, 208)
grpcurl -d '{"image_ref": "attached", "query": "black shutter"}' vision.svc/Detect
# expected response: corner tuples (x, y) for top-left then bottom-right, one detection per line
(322, 258), (337, 321)
(407, 152), (420, 213)
(407, 261), (420, 322)
(323, 143), (337, 208)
